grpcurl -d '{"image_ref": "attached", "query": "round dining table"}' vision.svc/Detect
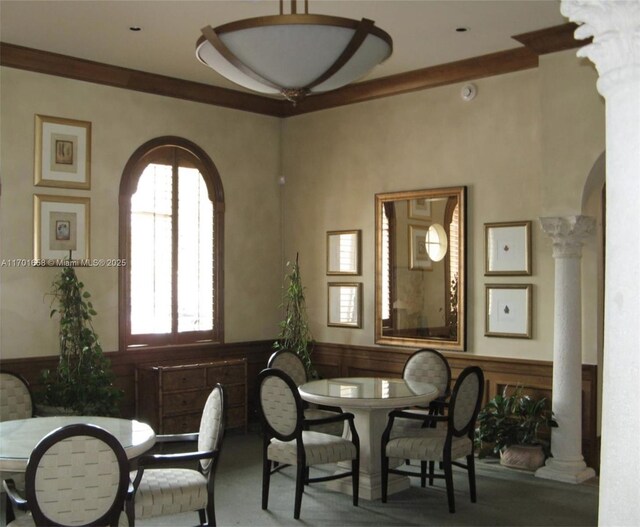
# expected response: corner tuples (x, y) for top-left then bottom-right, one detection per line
(299, 376), (438, 501)
(0, 416), (156, 472)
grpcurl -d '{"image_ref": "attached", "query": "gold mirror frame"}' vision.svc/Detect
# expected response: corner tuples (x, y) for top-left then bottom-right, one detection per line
(375, 186), (466, 351)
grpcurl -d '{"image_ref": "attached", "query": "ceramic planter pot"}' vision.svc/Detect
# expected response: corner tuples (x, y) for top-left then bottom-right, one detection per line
(500, 444), (545, 471)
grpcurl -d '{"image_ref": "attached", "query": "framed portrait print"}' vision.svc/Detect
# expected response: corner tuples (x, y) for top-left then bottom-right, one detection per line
(409, 224), (432, 270)
(34, 194), (90, 263)
(485, 284), (532, 338)
(35, 115), (91, 189)
(408, 197), (432, 220)
(485, 221), (532, 275)
(328, 282), (362, 328)
(327, 230), (361, 275)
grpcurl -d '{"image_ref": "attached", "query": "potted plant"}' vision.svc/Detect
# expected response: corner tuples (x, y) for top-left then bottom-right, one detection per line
(475, 385), (557, 471)
(273, 254), (317, 379)
(36, 266), (122, 416)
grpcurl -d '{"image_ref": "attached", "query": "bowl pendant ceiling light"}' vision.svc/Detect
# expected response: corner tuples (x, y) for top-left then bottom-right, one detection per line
(195, 0), (393, 103)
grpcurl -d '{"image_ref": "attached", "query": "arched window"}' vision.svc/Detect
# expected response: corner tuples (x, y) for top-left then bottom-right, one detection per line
(119, 137), (224, 349)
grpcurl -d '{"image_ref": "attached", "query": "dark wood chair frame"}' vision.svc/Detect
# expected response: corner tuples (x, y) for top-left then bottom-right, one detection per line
(381, 366), (484, 513)
(126, 383), (226, 527)
(3, 423), (130, 527)
(257, 368), (360, 520)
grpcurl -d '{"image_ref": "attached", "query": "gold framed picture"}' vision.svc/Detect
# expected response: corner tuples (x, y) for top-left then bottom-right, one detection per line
(328, 282), (362, 328)
(34, 194), (90, 264)
(35, 115), (92, 189)
(485, 284), (532, 338)
(326, 229), (361, 275)
(485, 221), (532, 275)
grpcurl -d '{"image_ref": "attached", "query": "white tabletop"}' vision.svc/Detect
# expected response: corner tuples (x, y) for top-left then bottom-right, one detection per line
(0, 416), (156, 472)
(299, 377), (438, 409)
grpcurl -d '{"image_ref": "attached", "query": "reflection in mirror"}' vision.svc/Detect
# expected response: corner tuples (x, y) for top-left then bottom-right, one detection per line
(375, 187), (466, 351)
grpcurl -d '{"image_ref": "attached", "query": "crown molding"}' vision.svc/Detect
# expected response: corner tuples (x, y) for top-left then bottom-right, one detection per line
(0, 23), (582, 117)
(0, 42), (286, 117)
(513, 22), (588, 55)
(285, 47), (538, 116)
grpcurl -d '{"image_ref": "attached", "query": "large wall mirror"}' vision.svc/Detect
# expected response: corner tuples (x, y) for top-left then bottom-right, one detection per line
(375, 186), (466, 351)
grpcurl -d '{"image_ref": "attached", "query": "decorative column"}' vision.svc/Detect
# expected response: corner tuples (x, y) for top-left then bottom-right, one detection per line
(560, 2), (640, 525)
(536, 216), (596, 484)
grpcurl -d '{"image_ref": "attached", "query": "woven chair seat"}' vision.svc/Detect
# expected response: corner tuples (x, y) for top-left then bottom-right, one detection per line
(385, 427), (472, 461)
(130, 468), (208, 519)
(268, 430), (357, 466)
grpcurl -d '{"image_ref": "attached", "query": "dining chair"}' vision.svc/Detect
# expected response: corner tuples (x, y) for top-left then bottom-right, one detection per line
(0, 371), (34, 422)
(381, 366), (484, 513)
(403, 348), (452, 416)
(127, 383), (225, 527)
(2, 423), (130, 527)
(267, 350), (343, 436)
(1, 370), (35, 524)
(257, 368), (360, 520)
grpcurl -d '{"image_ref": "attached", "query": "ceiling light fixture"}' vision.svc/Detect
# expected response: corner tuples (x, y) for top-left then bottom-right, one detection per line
(195, 0), (393, 104)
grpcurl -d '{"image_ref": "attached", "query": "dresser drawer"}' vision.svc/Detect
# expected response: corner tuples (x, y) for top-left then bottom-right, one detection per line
(225, 383), (246, 405)
(207, 364), (245, 385)
(162, 368), (206, 391)
(136, 358), (247, 434)
(163, 389), (209, 415)
(162, 413), (202, 434)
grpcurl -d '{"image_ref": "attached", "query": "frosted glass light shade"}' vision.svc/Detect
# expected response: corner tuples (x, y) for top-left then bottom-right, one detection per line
(196, 14), (392, 102)
(425, 223), (448, 262)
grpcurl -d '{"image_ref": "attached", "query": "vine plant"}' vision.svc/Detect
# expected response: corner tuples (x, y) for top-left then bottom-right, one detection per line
(273, 254), (317, 379)
(38, 267), (122, 416)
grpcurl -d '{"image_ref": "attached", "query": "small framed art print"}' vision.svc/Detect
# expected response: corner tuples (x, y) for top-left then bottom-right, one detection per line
(485, 284), (532, 339)
(485, 221), (531, 275)
(35, 115), (91, 189)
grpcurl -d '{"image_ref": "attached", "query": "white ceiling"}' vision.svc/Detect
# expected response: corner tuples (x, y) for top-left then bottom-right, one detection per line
(0, 0), (568, 93)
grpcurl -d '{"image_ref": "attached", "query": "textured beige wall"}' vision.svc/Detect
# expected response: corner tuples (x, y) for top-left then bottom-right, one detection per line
(0, 68), (282, 359)
(0, 49), (605, 364)
(281, 50), (605, 362)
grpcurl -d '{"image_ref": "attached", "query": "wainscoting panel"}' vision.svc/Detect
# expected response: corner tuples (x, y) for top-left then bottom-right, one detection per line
(311, 342), (599, 472)
(0, 340), (598, 470)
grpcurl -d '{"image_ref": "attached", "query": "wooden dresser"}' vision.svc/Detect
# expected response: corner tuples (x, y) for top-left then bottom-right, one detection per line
(135, 358), (247, 434)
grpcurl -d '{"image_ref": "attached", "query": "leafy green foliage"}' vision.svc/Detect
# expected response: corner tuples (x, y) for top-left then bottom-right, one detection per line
(475, 386), (557, 458)
(38, 267), (122, 416)
(273, 255), (316, 379)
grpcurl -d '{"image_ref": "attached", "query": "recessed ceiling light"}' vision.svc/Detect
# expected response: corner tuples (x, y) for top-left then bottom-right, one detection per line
(455, 27), (470, 33)
(129, 26), (142, 32)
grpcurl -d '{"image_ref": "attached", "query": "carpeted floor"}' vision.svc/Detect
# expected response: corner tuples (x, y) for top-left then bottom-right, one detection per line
(137, 429), (598, 527)
(2, 429), (598, 527)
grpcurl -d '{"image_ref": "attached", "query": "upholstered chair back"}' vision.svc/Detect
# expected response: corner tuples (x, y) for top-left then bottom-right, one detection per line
(258, 369), (303, 440)
(0, 371), (33, 421)
(267, 350), (307, 387)
(25, 423), (129, 526)
(198, 384), (225, 474)
(449, 367), (484, 436)
(403, 349), (451, 399)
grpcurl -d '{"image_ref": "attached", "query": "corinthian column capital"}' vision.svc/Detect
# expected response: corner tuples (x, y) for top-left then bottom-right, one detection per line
(561, 0), (640, 97)
(539, 216), (595, 259)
